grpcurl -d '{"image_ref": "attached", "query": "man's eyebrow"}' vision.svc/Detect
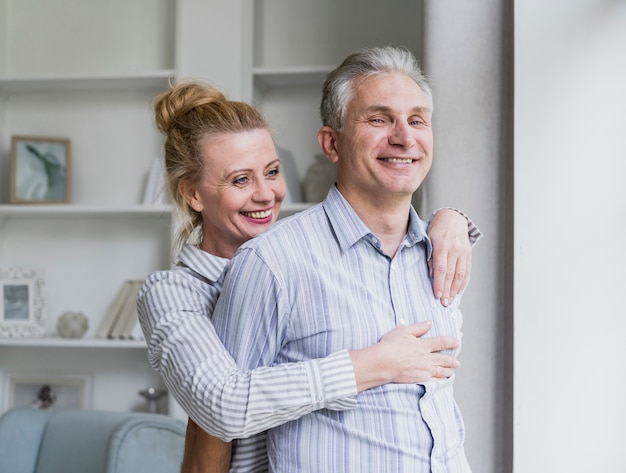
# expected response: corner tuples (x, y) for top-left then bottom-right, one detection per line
(411, 106), (432, 115)
(364, 105), (431, 114)
(364, 105), (392, 114)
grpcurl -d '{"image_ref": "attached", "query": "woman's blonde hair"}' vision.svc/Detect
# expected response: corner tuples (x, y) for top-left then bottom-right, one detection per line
(153, 80), (269, 255)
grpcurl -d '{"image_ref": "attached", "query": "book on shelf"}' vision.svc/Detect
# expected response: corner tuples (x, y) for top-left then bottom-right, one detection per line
(118, 306), (139, 340)
(108, 280), (143, 340)
(96, 280), (144, 340)
(96, 281), (132, 339)
(118, 281), (144, 340)
(128, 316), (146, 341)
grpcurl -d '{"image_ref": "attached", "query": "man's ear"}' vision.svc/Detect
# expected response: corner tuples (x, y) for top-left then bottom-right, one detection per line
(178, 179), (202, 211)
(317, 126), (340, 164)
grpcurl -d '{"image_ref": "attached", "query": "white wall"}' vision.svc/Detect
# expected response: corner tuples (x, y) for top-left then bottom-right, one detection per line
(422, 2), (514, 472)
(515, 1), (626, 471)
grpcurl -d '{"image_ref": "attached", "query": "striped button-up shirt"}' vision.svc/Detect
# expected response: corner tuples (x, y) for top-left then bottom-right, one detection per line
(213, 185), (473, 472)
(137, 244), (358, 448)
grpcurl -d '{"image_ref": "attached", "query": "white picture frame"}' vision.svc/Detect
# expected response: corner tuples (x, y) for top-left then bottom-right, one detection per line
(3, 372), (92, 412)
(0, 268), (46, 338)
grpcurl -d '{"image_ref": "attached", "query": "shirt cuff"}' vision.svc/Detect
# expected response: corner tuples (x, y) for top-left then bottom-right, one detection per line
(430, 207), (483, 246)
(306, 350), (358, 411)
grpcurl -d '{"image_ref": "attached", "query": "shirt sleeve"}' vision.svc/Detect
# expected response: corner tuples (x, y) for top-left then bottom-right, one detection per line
(429, 207), (483, 246)
(210, 247), (289, 373)
(137, 269), (357, 442)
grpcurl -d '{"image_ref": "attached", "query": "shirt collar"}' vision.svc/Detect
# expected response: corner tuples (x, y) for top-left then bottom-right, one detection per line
(322, 185), (432, 258)
(176, 244), (229, 284)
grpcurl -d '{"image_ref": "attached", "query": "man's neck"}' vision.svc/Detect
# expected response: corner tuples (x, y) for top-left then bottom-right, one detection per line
(337, 185), (412, 257)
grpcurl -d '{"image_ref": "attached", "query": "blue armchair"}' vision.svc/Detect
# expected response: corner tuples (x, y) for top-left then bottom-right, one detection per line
(0, 408), (185, 473)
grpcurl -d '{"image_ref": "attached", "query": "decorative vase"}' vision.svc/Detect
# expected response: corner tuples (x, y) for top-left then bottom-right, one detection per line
(138, 388), (168, 413)
(303, 154), (337, 203)
(56, 311), (88, 338)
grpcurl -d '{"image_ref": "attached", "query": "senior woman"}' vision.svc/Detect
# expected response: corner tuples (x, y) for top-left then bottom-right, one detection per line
(137, 80), (478, 472)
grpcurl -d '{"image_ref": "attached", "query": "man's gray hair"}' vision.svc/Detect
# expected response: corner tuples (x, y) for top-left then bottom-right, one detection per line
(320, 46), (432, 131)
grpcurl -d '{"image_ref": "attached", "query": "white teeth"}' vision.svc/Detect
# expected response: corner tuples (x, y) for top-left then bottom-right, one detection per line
(243, 209), (272, 219)
(383, 158), (413, 164)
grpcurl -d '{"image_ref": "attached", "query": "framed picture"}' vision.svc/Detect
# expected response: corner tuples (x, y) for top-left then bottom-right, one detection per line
(0, 268), (46, 338)
(10, 135), (71, 204)
(2, 372), (92, 411)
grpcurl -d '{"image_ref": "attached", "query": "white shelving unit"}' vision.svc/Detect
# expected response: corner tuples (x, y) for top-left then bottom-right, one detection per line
(0, 72), (174, 94)
(0, 0), (425, 417)
(0, 204), (171, 218)
(245, 0), (424, 197)
(0, 337), (147, 349)
(0, 0), (176, 414)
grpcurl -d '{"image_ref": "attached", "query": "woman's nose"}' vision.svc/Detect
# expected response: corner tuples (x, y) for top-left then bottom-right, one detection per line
(252, 179), (274, 202)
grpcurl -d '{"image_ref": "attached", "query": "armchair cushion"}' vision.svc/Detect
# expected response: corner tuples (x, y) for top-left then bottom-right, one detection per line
(0, 408), (185, 473)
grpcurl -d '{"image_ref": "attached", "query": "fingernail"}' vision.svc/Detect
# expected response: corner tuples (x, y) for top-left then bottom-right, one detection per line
(442, 298), (449, 306)
(436, 291), (442, 299)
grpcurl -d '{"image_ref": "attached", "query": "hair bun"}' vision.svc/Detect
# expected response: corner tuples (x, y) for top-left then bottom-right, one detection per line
(153, 81), (226, 135)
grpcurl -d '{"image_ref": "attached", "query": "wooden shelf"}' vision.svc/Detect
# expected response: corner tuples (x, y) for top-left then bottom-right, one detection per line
(0, 337), (147, 348)
(253, 66), (334, 89)
(0, 203), (313, 219)
(0, 204), (171, 218)
(0, 71), (175, 94)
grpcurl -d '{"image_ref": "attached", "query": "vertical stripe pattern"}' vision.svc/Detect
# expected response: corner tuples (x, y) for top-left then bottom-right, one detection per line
(137, 244), (358, 472)
(212, 186), (474, 472)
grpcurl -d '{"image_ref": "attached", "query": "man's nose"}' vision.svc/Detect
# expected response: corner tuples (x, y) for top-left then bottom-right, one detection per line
(389, 121), (414, 148)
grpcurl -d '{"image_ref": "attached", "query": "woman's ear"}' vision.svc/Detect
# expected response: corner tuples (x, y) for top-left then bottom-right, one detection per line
(317, 126), (340, 164)
(178, 179), (202, 212)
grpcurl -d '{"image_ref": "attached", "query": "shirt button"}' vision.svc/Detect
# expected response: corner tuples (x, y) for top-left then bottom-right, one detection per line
(316, 395), (323, 402)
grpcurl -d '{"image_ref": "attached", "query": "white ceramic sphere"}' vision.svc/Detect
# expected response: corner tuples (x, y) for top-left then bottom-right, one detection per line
(57, 311), (89, 338)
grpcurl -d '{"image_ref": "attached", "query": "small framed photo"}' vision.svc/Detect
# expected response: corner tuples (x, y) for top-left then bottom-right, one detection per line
(3, 372), (92, 411)
(0, 268), (46, 338)
(10, 135), (71, 204)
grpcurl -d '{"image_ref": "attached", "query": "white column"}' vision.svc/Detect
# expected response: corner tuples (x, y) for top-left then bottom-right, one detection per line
(421, 2), (514, 472)
(515, 1), (626, 471)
